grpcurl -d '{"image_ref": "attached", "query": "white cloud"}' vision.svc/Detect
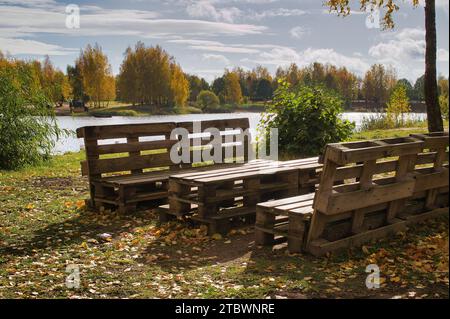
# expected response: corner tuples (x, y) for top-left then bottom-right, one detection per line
(0, 37), (76, 55)
(369, 28), (426, 63)
(190, 45), (259, 54)
(290, 26), (309, 39)
(250, 8), (308, 20)
(202, 53), (230, 64)
(0, 2), (267, 41)
(186, 0), (242, 23)
(242, 46), (369, 76)
(438, 49), (449, 62)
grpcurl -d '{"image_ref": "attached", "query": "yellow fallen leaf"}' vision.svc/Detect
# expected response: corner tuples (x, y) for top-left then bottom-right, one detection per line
(75, 200), (85, 209)
(26, 203), (35, 210)
(64, 201), (73, 208)
(211, 233), (223, 240)
(390, 276), (401, 283)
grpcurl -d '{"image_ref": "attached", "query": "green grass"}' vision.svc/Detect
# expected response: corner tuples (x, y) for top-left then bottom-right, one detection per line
(0, 128), (448, 299)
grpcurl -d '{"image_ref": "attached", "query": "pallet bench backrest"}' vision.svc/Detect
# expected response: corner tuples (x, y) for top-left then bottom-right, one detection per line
(409, 132), (449, 208)
(77, 118), (252, 179)
(175, 118), (252, 168)
(313, 136), (425, 216)
(305, 136), (427, 248)
(76, 122), (178, 179)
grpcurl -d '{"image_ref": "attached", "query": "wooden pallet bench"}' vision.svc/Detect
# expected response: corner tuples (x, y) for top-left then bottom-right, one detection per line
(158, 158), (322, 235)
(255, 133), (449, 256)
(77, 118), (253, 213)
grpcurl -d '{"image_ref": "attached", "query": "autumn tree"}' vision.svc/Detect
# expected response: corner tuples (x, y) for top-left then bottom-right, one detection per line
(397, 79), (415, 100)
(30, 56), (71, 106)
(170, 63), (189, 108)
(386, 83), (411, 126)
(223, 71), (243, 105)
(325, 0), (443, 132)
(362, 64), (397, 107)
(77, 43), (115, 107)
(117, 42), (188, 107)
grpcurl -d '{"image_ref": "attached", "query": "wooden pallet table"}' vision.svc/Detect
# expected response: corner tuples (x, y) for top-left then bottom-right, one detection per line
(157, 158), (320, 235)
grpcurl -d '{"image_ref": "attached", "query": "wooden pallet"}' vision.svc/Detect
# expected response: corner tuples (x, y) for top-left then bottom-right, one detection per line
(76, 118), (255, 213)
(159, 158), (320, 235)
(256, 134), (449, 256)
(255, 193), (314, 253)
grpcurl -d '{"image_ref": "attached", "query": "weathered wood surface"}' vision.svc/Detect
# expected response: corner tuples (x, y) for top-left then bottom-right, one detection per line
(256, 133), (449, 256)
(77, 119), (255, 213)
(161, 158), (321, 235)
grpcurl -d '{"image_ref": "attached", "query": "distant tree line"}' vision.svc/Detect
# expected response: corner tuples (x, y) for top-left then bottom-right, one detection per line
(2, 44), (448, 113)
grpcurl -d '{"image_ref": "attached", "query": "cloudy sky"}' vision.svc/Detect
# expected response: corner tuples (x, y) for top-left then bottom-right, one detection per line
(0, 0), (448, 83)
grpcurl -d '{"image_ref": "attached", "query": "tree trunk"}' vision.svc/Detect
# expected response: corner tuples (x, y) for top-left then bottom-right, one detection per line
(425, 0), (444, 132)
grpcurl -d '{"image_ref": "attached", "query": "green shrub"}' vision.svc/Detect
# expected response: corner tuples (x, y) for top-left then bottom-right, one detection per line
(196, 90), (220, 111)
(0, 62), (65, 170)
(260, 81), (354, 157)
(440, 94), (449, 120)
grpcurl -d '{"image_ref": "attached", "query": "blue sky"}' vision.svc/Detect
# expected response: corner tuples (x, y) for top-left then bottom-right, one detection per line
(0, 0), (448, 83)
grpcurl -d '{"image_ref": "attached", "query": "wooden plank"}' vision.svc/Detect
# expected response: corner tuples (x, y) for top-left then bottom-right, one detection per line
(257, 193), (315, 209)
(326, 137), (424, 165)
(195, 166), (301, 184)
(94, 139), (177, 155)
(307, 220), (407, 257)
(170, 160), (274, 180)
(414, 167), (449, 192)
(177, 118), (250, 132)
(316, 178), (416, 215)
(80, 122), (176, 140)
(87, 152), (173, 175)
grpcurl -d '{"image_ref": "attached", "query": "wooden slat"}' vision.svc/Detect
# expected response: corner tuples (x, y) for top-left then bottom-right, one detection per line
(79, 122), (176, 140)
(316, 178), (415, 215)
(326, 137), (424, 165)
(177, 118), (250, 132)
(94, 139), (177, 155)
(88, 152), (173, 175)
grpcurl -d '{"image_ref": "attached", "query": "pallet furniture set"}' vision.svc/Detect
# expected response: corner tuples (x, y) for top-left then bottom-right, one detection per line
(255, 132), (449, 256)
(78, 120), (448, 256)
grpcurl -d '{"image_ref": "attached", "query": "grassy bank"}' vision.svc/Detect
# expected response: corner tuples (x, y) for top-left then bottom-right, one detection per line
(60, 101), (267, 117)
(0, 128), (448, 299)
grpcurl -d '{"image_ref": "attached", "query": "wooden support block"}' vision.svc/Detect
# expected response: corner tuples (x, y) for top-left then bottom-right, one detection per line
(169, 180), (191, 215)
(255, 207), (276, 245)
(197, 185), (218, 217)
(243, 177), (261, 207)
(287, 212), (306, 253)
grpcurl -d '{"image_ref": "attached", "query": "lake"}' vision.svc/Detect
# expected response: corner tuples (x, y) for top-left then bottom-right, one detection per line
(53, 112), (427, 154)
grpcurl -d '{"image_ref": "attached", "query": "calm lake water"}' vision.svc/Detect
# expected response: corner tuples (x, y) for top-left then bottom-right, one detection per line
(54, 112), (427, 154)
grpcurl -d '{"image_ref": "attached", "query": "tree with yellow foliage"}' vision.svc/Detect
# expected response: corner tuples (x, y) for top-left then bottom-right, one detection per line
(117, 42), (189, 108)
(170, 63), (189, 108)
(77, 43), (114, 107)
(223, 71), (243, 105)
